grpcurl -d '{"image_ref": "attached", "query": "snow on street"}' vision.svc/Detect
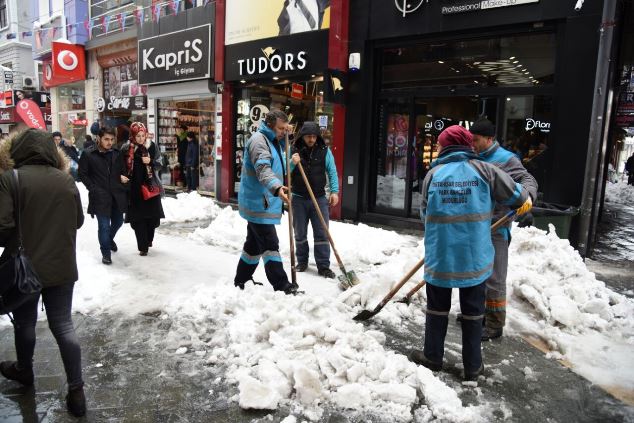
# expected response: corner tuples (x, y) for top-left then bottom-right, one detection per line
(10, 187), (633, 422)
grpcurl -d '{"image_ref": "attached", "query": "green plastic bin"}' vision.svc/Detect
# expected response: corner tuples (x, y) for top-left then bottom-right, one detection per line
(530, 203), (579, 239)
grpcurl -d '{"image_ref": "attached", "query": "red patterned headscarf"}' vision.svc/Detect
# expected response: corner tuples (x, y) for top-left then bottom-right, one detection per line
(126, 122), (152, 183)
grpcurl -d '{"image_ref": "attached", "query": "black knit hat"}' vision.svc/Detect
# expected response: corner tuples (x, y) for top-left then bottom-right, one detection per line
(470, 119), (496, 137)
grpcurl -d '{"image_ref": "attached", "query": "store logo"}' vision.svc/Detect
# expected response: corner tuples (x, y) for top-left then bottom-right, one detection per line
(434, 120), (445, 131)
(395, 0), (427, 17)
(238, 47), (307, 76)
(96, 96), (131, 112)
(0, 111), (10, 120)
(142, 38), (204, 72)
(57, 50), (79, 71)
(525, 118), (550, 132)
(16, 99), (46, 130)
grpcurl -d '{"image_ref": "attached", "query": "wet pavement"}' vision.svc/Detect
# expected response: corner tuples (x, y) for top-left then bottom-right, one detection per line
(586, 200), (634, 298)
(1, 202), (633, 422)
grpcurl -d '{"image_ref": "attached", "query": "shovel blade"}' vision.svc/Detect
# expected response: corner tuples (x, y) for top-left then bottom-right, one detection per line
(353, 308), (379, 321)
(346, 270), (361, 286)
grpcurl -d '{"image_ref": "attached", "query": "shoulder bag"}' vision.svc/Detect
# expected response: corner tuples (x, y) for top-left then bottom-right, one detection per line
(0, 170), (43, 317)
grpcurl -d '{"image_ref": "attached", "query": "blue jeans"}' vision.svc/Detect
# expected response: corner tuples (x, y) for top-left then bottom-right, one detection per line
(12, 283), (83, 389)
(424, 282), (486, 373)
(96, 205), (124, 258)
(292, 195), (330, 269)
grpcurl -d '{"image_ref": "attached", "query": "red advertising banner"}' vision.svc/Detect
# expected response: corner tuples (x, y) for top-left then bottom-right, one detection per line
(16, 100), (47, 130)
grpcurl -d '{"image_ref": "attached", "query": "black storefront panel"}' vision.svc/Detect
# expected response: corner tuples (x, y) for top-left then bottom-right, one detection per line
(225, 30), (329, 81)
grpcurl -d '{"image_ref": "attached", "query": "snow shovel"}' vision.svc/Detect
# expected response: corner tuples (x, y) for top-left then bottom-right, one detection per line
(396, 209), (519, 305)
(295, 160), (361, 289)
(353, 257), (425, 321)
(285, 131), (298, 288)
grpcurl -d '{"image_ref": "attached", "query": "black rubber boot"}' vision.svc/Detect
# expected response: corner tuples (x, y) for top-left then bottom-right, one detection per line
(66, 386), (86, 417)
(0, 361), (34, 386)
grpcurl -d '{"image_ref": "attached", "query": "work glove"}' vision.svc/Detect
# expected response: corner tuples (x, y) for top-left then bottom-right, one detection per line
(516, 197), (533, 216)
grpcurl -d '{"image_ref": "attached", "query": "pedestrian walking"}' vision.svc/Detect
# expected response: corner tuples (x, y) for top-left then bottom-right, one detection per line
(289, 121), (339, 278)
(470, 118), (538, 340)
(0, 129), (86, 417)
(122, 122), (164, 256)
(185, 131), (200, 192)
(176, 124), (188, 187)
(78, 126), (129, 265)
(409, 125), (531, 381)
(625, 153), (634, 186)
(233, 109), (297, 295)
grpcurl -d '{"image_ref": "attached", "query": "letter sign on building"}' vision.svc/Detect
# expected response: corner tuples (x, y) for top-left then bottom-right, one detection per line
(138, 24), (212, 85)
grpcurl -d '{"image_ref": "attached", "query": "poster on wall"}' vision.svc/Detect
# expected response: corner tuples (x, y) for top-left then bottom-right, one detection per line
(225, 0), (331, 45)
(386, 114), (409, 179)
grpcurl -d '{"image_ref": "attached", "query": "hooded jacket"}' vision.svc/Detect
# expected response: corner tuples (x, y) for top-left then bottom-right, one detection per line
(478, 141), (538, 239)
(79, 144), (128, 216)
(238, 121), (285, 225)
(420, 145), (527, 289)
(290, 121), (338, 198)
(0, 129), (84, 288)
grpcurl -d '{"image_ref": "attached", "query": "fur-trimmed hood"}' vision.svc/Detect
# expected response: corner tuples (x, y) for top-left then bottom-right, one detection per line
(0, 129), (70, 173)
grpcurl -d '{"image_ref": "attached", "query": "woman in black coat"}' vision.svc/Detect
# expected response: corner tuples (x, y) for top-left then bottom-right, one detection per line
(122, 122), (164, 255)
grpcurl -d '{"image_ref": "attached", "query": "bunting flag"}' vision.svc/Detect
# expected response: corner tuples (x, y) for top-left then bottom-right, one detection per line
(104, 15), (112, 31)
(21, 31), (32, 38)
(153, 4), (161, 22)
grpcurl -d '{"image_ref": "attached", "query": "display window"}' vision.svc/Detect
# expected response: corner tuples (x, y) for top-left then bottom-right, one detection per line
(157, 97), (216, 194)
(233, 78), (333, 195)
(57, 82), (88, 148)
(100, 63), (148, 141)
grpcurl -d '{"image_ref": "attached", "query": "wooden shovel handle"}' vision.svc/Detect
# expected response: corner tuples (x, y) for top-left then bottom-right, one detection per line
(375, 258), (425, 309)
(296, 161), (347, 273)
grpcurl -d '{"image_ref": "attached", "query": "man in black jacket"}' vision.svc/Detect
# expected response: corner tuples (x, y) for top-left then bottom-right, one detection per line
(78, 127), (128, 264)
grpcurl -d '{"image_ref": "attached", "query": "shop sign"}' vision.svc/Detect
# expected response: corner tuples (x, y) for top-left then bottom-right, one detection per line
(4, 71), (13, 84)
(138, 24), (212, 85)
(72, 119), (88, 126)
(16, 99), (46, 130)
(96, 96), (147, 112)
(291, 83), (304, 99)
(441, 0), (539, 15)
(0, 90), (13, 108)
(51, 42), (87, 83)
(226, 30), (329, 81)
(395, 0), (427, 17)
(525, 118), (550, 133)
(0, 108), (14, 123)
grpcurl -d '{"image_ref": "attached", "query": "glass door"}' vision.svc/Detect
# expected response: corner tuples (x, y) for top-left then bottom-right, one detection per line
(372, 95), (497, 218)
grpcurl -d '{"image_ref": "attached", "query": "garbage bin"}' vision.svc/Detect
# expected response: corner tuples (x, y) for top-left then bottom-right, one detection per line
(530, 202), (579, 239)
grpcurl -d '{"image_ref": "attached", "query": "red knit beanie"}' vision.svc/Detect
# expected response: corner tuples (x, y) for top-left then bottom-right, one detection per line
(438, 125), (473, 149)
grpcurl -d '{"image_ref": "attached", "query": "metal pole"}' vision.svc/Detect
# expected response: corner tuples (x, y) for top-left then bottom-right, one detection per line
(577, 0), (618, 258)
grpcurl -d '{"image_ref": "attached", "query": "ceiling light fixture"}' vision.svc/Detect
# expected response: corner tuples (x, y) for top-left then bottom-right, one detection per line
(438, 60), (444, 64)
(509, 56), (516, 60)
(273, 76), (279, 80)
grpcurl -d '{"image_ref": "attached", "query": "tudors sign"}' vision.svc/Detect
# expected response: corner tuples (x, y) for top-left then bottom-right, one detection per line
(225, 30), (328, 81)
(138, 24), (212, 85)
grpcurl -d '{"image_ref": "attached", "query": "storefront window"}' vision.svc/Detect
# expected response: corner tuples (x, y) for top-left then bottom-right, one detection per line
(101, 63), (148, 141)
(374, 96), (496, 217)
(57, 83), (88, 148)
(157, 98), (216, 193)
(233, 79), (333, 195)
(381, 32), (555, 90)
(502, 95), (553, 190)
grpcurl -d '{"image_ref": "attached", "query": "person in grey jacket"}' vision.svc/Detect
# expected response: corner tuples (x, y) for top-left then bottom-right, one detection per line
(470, 119), (538, 340)
(234, 110), (297, 295)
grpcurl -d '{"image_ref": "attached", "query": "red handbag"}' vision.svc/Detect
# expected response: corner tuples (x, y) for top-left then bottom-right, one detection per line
(141, 183), (160, 200)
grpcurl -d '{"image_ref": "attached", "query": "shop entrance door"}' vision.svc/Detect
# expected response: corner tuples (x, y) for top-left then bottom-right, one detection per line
(371, 95), (498, 218)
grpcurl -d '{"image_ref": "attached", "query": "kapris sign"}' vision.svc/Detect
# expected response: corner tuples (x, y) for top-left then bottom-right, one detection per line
(138, 24), (212, 85)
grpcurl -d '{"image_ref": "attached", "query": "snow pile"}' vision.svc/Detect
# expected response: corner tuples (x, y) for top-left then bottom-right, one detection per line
(506, 225), (634, 389)
(167, 284), (489, 422)
(162, 191), (222, 223)
(605, 180), (634, 205)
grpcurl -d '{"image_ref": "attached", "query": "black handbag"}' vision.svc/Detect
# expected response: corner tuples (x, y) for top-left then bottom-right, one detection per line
(0, 169), (42, 317)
